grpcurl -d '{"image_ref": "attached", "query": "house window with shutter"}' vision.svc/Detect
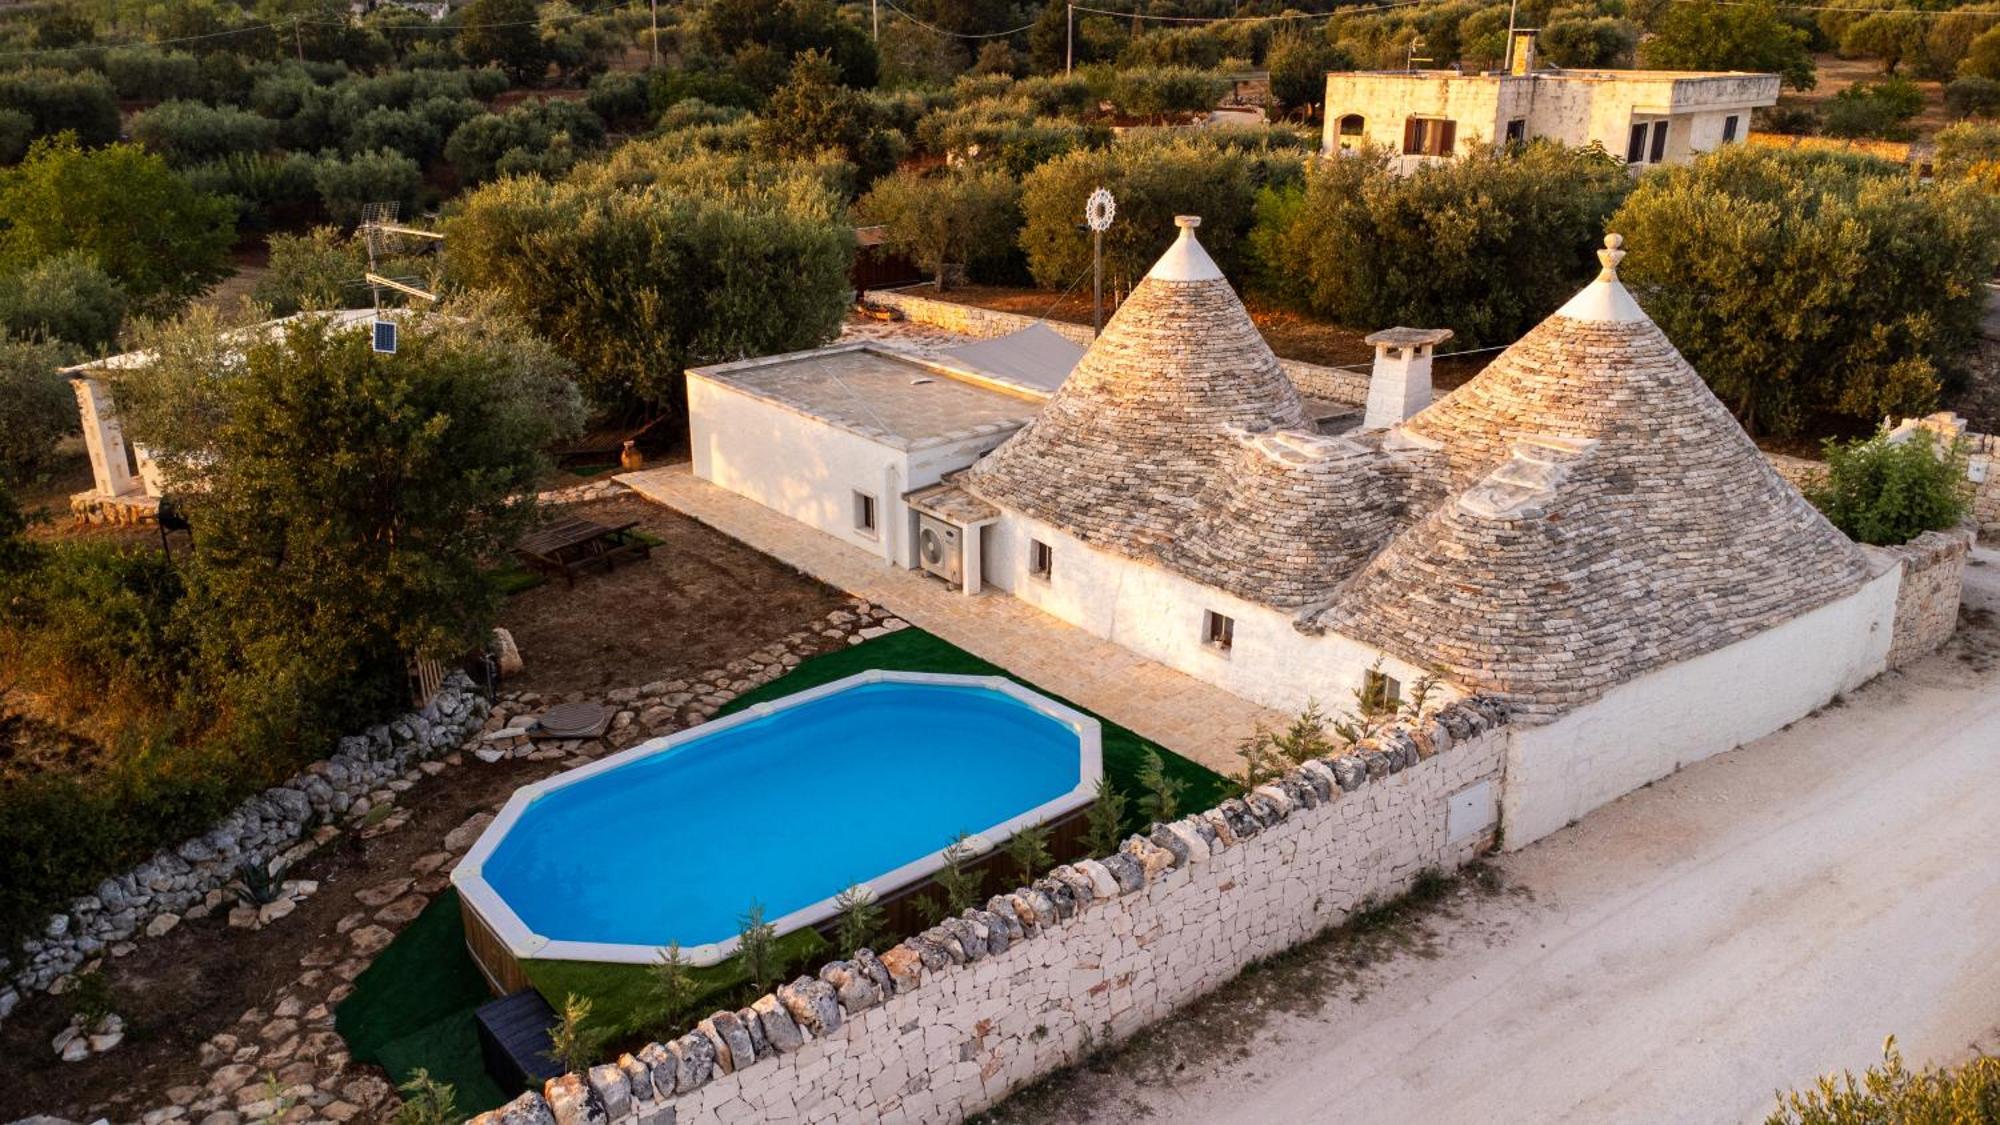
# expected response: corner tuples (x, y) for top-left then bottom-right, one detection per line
(1202, 610), (1235, 653)
(1401, 117), (1456, 157)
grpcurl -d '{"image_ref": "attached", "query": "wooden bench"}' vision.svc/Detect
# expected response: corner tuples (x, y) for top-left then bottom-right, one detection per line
(514, 516), (652, 587)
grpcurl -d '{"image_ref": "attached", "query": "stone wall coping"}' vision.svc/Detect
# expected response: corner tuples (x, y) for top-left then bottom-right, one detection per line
(470, 697), (1511, 1125)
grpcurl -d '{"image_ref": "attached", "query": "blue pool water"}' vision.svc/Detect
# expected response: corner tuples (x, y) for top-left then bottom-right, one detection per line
(480, 679), (1085, 950)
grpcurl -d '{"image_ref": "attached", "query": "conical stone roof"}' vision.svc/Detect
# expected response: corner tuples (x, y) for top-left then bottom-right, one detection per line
(963, 216), (1310, 557)
(1309, 236), (1875, 714)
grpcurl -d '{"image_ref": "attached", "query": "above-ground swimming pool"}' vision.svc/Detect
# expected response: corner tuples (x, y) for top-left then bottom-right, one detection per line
(453, 670), (1101, 980)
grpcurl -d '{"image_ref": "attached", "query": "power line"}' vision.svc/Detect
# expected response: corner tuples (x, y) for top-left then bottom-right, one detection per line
(1672, 0), (2000, 14)
(1068, 0), (1432, 25)
(876, 0), (1038, 39)
(0, 0), (643, 62)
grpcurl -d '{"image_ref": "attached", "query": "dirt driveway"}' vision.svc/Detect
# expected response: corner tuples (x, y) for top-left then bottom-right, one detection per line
(991, 549), (2000, 1125)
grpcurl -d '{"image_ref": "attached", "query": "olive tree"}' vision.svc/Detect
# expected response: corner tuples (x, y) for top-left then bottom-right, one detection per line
(447, 152), (854, 415)
(0, 339), (76, 485)
(109, 300), (583, 745)
(1613, 145), (2000, 436)
(1248, 142), (1632, 347)
(855, 166), (1021, 290)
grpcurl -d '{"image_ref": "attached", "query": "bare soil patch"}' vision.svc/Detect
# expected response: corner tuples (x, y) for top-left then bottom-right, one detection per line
(495, 491), (851, 695)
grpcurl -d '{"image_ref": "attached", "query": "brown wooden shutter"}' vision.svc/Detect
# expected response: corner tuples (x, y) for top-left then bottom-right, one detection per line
(1437, 119), (1457, 156)
(1403, 117), (1420, 155)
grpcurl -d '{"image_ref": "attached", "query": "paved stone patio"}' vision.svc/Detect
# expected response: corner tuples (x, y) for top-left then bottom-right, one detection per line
(618, 465), (1280, 775)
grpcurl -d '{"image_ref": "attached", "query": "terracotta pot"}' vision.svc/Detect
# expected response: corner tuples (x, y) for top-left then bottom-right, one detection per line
(620, 440), (644, 471)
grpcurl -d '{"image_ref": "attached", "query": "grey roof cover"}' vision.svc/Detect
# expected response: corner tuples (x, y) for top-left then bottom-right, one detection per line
(939, 323), (1086, 394)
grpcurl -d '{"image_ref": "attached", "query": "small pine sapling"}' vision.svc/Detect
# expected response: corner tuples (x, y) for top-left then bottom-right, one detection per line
(934, 832), (985, 914)
(736, 902), (783, 996)
(1083, 776), (1128, 856)
(544, 993), (605, 1074)
(833, 883), (885, 954)
(395, 1069), (459, 1125)
(649, 941), (699, 1036)
(1135, 747), (1185, 824)
(1003, 821), (1053, 882)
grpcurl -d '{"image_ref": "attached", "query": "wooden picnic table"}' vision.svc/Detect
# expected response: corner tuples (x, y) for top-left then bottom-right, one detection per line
(513, 515), (652, 587)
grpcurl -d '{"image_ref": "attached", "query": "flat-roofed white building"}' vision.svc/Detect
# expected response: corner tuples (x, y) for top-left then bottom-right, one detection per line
(1323, 31), (1779, 172)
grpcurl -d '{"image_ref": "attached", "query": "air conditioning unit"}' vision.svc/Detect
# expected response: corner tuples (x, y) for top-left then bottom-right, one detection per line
(917, 515), (962, 587)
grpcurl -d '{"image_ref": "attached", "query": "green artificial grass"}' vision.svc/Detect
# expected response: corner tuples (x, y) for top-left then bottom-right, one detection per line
(718, 626), (1235, 830)
(336, 630), (1230, 1096)
(335, 889), (514, 1115)
(524, 926), (829, 1045)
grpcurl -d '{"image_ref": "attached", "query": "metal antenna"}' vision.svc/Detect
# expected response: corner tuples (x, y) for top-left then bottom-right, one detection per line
(358, 201), (446, 310)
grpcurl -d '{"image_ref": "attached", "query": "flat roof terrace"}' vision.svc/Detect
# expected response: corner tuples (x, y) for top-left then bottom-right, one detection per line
(688, 344), (1046, 451)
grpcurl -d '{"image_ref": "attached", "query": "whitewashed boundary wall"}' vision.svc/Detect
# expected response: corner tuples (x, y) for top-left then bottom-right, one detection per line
(864, 289), (1373, 407)
(474, 701), (1511, 1125)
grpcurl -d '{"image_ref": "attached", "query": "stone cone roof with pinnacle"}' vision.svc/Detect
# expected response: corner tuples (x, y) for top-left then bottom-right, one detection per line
(962, 216), (1313, 557)
(1307, 235), (1876, 715)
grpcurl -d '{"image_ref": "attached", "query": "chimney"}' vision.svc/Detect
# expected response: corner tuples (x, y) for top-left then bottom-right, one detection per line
(1363, 327), (1454, 430)
(1510, 29), (1538, 76)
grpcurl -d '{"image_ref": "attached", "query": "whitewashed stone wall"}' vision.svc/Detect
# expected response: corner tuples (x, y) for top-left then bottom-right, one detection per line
(863, 289), (1372, 406)
(1882, 526), (1976, 667)
(475, 701), (1510, 1125)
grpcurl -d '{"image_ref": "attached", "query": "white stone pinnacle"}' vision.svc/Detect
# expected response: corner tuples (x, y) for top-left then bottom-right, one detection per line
(1554, 232), (1647, 323)
(1147, 215), (1225, 283)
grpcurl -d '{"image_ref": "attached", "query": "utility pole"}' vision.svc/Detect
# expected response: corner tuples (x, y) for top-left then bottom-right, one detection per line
(1504, 0), (1519, 71)
(650, 0), (659, 66)
(872, 0), (879, 42)
(1066, 4), (1073, 75)
(293, 17), (303, 63)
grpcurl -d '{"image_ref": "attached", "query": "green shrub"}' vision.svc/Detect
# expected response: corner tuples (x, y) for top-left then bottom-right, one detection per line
(1020, 133), (1297, 289)
(1768, 1037), (2000, 1123)
(0, 338), (77, 483)
(0, 135), (236, 314)
(1807, 430), (1973, 546)
(1947, 75), (2000, 119)
(0, 108), (31, 165)
(0, 68), (119, 146)
(1822, 78), (1923, 140)
(101, 47), (203, 101)
(1107, 66), (1227, 123)
(254, 226), (366, 315)
(1614, 144), (2000, 436)
(1251, 142), (1631, 348)
(312, 148), (423, 226)
(129, 100), (280, 168)
(855, 166), (1022, 289)
(444, 99), (606, 185)
(1937, 120), (2000, 187)
(182, 152), (322, 230)
(0, 251), (125, 350)
(586, 70), (650, 129)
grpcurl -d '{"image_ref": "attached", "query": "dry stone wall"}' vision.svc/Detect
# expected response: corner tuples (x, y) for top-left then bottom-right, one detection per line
(0, 675), (490, 1023)
(863, 289), (1371, 406)
(1882, 526), (1977, 668)
(474, 700), (1510, 1125)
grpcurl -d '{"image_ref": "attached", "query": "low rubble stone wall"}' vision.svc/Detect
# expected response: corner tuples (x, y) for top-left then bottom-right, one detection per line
(477, 700), (1510, 1125)
(1882, 527), (1977, 668)
(0, 676), (490, 1022)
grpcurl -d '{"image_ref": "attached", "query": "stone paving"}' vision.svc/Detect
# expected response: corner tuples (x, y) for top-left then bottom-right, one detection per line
(618, 465), (1280, 774)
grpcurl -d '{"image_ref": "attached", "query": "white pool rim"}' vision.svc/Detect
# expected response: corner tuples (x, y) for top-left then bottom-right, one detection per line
(451, 669), (1105, 968)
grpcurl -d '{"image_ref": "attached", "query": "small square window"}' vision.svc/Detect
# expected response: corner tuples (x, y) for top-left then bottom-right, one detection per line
(1028, 539), (1053, 580)
(853, 491), (877, 536)
(1722, 114), (1740, 143)
(1362, 670), (1402, 715)
(1202, 610), (1235, 652)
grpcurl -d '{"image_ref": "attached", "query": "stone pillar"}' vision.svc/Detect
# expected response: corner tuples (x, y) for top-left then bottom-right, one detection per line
(72, 376), (140, 499)
(1362, 327), (1453, 431)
